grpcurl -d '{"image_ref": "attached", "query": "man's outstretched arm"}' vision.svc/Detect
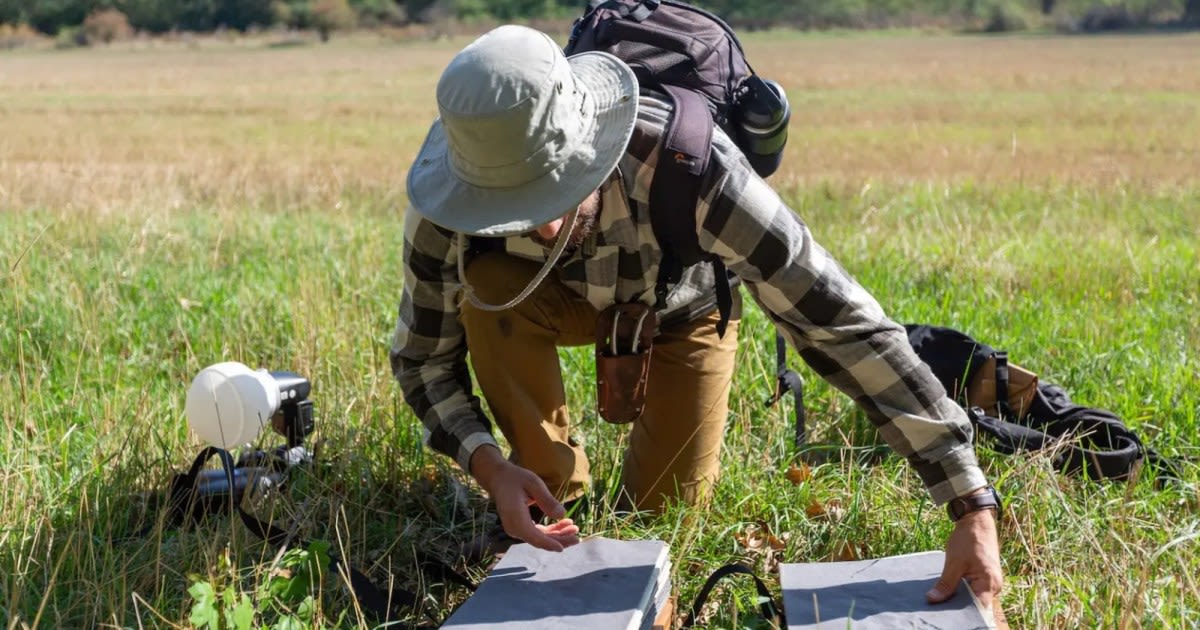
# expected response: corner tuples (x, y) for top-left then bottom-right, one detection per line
(390, 212), (577, 551)
(692, 135), (1004, 611)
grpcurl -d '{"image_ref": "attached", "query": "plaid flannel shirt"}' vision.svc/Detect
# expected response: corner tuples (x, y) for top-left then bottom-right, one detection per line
(391, 96), (986, 504)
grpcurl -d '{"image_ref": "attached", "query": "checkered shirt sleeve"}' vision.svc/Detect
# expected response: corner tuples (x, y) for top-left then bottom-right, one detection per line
(678, 114), (987, 504)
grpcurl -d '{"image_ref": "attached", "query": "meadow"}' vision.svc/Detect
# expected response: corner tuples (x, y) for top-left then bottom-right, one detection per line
(1, 30), (1198, 628)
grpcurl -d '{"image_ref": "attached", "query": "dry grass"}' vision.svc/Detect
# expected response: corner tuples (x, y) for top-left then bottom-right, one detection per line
(748, 33), (1200, 187)
(2, 32), (1199, 215)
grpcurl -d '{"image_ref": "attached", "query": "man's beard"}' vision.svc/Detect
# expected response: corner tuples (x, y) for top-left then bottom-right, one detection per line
(529, 191), (601, 255)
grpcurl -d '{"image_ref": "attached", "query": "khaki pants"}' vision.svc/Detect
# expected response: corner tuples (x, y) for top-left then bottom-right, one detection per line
(461, 251), (739, 512)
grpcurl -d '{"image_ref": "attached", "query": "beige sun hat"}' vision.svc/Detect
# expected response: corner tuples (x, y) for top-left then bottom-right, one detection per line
(406, 25), (639, 237)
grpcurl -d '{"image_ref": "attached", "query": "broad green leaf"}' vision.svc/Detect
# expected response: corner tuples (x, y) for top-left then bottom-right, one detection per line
(187, 581), (220, 629)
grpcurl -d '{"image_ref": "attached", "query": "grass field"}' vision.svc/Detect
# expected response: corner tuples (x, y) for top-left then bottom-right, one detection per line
(1, 30), (1198, 629)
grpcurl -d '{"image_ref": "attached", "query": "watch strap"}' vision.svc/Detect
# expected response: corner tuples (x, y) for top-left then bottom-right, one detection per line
(947, 486), (1002, 522)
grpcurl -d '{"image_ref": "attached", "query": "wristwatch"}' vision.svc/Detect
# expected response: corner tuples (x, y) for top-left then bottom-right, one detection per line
(947, 485), (1003, 522)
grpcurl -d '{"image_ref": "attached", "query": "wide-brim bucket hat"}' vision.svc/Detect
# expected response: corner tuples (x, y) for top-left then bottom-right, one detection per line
(406, 25), (638, 237)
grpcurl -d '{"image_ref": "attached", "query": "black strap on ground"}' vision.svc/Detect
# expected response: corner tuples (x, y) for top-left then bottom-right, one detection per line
(1146, 447), (1187, 489)
(680, 562), (784, 628)
(169, 446), (475, 628)
(764, 333), (805, 448)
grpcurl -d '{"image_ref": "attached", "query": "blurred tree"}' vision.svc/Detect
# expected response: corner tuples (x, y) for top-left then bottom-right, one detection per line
(312, 0), (354, 39)
(7, 0), (1198, 36)
(274, 0), (311, 28)
(27, 0), (93, 34)
(403, 0), (437, 22)
(82, 6), (133, 42)
(214, 0), (274, 29)
(0, 0), (26, 24)
(117, 0), (173, 31)
(117, 0), (220, 32)
(349, 0), (402, 25)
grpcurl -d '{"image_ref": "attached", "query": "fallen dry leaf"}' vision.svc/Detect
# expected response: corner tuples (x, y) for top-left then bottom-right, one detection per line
(736, 524), (766, 550)
(785, 462), (812, 485)
(805, 498), (844, 521)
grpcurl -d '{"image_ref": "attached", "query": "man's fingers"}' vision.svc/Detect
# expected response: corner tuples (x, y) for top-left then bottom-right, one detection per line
(926, 557), (964, 604)
(519, 529), (566, 552)
(522, 475), (566, 521)
(538, 519), (581, 546)
(537, 521), (581, 548)
(539, 519), (578, 536)
(502, 510), (565, 552)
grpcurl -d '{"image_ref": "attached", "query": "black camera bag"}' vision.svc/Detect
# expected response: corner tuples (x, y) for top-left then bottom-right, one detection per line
(904, 324), (1181, 484)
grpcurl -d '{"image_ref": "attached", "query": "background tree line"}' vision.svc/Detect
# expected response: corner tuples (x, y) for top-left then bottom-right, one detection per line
(0, 0), (1197, 40)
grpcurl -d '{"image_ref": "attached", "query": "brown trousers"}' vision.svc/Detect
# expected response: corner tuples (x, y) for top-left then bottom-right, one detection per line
(461, 251), (739, 512)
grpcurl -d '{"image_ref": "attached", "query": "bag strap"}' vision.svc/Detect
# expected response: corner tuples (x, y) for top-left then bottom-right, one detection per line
(599, 0), (658, 21)
(171, 447), (475, 627)
(994, 351), (1012, 418)
(680, 563), (784, 628)
(1146, 447), (1186, 488)
(648, 85), (710, 288)
(649, 84), (734, 337)
(966, 404), (1146, 481)
(765, 333), (806, 447)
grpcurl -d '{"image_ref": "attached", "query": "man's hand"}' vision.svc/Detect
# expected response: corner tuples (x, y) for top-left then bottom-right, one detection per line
(927, 505), (1007, 628)
(469, 445), (581, 552)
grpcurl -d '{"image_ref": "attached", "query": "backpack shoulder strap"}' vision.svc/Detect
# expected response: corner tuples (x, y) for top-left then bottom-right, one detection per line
(648, 86), (732, 337)
(648, 85), (712, 279)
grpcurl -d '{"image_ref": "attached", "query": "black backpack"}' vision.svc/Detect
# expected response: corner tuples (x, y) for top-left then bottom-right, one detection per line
(564, 0), (791, 339)
(905, 324), (1181, 485)
(564, 0), (807, 436)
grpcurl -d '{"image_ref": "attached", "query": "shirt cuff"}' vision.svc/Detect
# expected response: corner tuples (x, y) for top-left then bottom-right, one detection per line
(456, 431), (501, 473)
(925, 449), (990, 505)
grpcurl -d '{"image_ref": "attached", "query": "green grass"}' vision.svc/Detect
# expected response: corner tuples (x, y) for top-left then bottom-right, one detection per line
(2, 31), (1199, 629)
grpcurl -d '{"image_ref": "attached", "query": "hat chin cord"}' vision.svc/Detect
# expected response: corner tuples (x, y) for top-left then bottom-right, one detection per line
(456, 207), (580, 311)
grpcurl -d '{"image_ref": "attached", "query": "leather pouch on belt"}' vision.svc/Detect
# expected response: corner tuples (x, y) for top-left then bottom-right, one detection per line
(595, 303), (657, 424)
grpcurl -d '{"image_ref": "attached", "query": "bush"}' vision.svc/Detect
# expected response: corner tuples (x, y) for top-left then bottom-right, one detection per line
(216, 0), (276, 31)
(984, 1), (1031, 31)
(0, 22), (45, 49)
(82, 8), (134, 44)
(28, 0), (91, 36)
(1077, 4), (1136, 30)
(350, 0), (404, 26)
(53, 25), (87, 48)
(311, 0), (355, 41)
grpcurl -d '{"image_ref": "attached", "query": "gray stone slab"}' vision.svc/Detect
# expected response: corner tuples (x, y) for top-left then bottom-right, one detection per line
(442, 536), (669, 630)
(780, 551), (992, 629)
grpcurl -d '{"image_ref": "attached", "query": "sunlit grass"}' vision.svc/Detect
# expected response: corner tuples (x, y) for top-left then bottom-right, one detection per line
(1, 31), (1197, 628)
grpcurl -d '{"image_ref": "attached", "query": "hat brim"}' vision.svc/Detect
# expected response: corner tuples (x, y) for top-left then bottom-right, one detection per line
(406, 52), (638, 237)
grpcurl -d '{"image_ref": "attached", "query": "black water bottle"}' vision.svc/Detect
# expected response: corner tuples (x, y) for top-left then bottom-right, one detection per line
(736, 76), (791, 178)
